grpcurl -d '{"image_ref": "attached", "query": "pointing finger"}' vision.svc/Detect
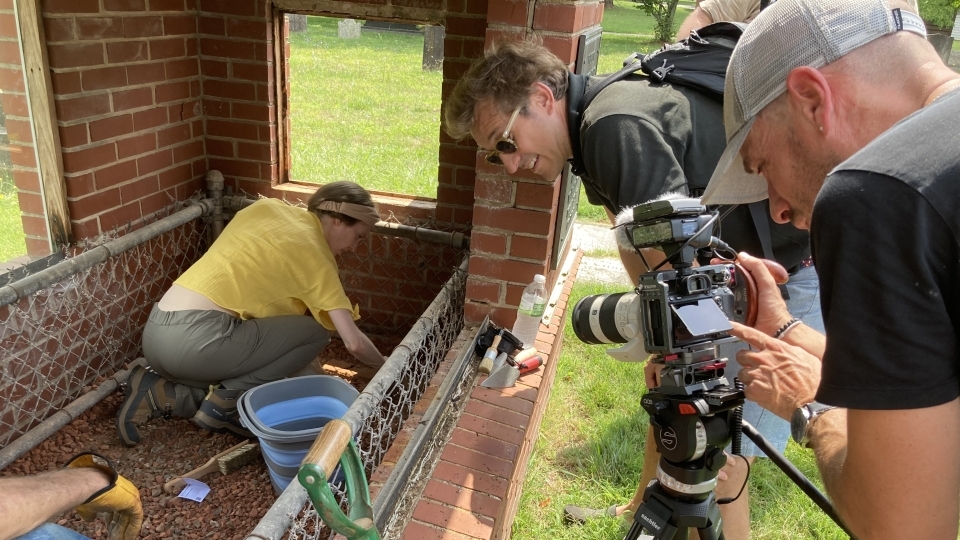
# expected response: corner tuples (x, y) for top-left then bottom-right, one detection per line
(729, 321), (778, 350)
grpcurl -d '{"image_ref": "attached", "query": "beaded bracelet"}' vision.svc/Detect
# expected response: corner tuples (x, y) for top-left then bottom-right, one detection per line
(772, 317), (802, 339)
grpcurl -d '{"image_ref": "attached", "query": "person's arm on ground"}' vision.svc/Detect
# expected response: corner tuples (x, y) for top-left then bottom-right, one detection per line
(329, 308), (387, 368)
(676, 7), (715, 40)
(809, 401), (960, 540)
(0, 453), (142, 540)
(0, 468), (109, 540)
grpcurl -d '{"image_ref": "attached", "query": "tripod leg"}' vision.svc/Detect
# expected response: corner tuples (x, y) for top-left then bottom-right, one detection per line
(627, 425), (662, 514)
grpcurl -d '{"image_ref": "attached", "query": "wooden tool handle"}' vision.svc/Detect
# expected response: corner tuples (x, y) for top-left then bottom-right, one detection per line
(163, 440), (249, 494)
(484, 335), (501, 359)
(301, 418), (353, 480)
(511, 347), (539, 363)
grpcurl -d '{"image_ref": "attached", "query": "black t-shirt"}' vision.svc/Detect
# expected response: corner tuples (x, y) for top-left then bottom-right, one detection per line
(813, 89), (960, 410)
(571, 73), (809, 268)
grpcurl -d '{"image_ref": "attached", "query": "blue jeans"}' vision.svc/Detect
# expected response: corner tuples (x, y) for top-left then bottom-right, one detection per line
(720, 264), (824, 457)
(14, 524), (91, 540)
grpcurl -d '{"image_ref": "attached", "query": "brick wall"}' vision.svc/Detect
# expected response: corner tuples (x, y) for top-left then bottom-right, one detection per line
(462, 0), (604, 328)
(11, 0), (599, 330)
(0, 0), (51, 258)
(200, 0), (277, 200)
(43, 0), (206, 240)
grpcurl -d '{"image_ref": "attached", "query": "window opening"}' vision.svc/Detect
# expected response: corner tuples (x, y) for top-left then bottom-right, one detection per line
(1, 0), (67, 275)
(282, 14), (444, 199)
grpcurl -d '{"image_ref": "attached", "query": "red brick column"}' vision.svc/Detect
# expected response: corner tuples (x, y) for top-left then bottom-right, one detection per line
(463, 0), (604, 328)
(438, 0), (489, 230)
(42, 0), (206, 240)
(199, 0), (277, 199)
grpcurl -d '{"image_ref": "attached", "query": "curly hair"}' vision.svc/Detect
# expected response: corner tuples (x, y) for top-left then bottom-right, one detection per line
(443, 39), (569, 141)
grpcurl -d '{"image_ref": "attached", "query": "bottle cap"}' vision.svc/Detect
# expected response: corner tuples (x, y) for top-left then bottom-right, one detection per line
(534, 274), (545, 283)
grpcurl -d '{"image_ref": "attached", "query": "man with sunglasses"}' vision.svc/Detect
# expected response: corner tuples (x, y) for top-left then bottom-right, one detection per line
(444, 39), (818, 539)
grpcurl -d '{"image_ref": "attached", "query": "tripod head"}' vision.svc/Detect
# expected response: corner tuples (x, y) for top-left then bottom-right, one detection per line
(625, 347), (745, 540)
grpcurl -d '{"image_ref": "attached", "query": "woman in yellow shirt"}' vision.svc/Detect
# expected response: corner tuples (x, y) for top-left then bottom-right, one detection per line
(116, 181), (387, 446)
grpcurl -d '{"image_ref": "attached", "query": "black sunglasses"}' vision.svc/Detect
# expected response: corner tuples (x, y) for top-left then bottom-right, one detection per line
(484, 106), (522, 166)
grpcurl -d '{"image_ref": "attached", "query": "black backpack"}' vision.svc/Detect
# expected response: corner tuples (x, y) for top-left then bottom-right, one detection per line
(570, 22), (787, 279)
(569, 22), (744, 178)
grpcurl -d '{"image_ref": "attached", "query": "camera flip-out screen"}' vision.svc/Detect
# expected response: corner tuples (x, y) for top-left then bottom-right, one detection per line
(672, 299), (732, 337)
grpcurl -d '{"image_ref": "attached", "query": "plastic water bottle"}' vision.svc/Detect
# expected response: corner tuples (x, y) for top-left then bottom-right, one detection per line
(511, 274), (547, 347)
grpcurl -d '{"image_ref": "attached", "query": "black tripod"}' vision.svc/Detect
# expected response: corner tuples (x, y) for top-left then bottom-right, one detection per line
(624, 412), (856, 540)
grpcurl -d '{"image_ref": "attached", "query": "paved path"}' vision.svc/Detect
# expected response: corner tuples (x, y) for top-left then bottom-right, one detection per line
(572, 222), (633, 286)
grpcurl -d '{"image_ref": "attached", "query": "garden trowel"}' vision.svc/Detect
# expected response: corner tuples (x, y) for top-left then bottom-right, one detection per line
(481, 347), (543, 388)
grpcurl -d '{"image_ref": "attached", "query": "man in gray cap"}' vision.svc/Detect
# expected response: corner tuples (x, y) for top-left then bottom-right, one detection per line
(702, 0), (960, 537)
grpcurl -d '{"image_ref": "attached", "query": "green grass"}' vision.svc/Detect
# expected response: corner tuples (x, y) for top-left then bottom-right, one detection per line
(512, 279), (849, 539)
(600, 0), (692, 38)
(512, 279), (651, 540)
(287, 17), (443, 198)
(0, 168), (27, 262)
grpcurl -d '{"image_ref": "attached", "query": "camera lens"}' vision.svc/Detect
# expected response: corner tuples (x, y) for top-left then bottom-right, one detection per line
(572, 292), (641, 344)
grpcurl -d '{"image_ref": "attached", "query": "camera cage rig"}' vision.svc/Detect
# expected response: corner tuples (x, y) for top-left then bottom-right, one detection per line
(570, 197), (853, 540)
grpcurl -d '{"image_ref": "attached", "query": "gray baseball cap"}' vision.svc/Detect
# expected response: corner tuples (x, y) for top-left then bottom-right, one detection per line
(700, 0), (927, 206)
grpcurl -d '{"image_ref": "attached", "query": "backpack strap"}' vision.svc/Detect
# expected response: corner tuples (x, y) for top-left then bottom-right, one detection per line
(747, 201), (790, 299)
(568, 61), (644, 177)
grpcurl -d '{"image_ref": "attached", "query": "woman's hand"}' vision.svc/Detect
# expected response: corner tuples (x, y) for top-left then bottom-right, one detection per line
(328, 309), (387, 368)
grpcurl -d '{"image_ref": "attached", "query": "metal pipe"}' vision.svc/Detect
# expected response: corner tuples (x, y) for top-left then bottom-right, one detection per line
(0, 359), (145, 470)
(374, 318), (482, 531)
(373, 222), (468, 250)
(0, 199), (213, 308)
(206, 170), (225, 240)
(246, 257), (467, 538)
(341, 258), (468, 432)
(244, 483), (310, 540)
(228, 197), (470, 250)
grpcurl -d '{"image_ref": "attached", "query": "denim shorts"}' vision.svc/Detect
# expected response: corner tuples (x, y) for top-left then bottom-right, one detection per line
(721, 264), (824, 457)
(14, 524), (91, 540)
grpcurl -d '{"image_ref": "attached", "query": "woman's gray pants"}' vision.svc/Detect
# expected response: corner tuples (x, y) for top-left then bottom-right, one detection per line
(142, 305), (331, 391)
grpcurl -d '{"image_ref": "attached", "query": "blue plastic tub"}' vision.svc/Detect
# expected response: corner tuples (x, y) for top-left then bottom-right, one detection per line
(237, 375), (358, 494)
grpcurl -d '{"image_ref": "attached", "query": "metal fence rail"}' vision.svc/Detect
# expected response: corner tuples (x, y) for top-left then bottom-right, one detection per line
(0, 201), (210, 453)
(246, 257), (468, 540)
(0, 196), (469, 475)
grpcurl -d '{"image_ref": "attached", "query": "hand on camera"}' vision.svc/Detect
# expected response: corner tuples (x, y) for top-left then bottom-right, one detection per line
(731, 252), (795, 336)
(643, 357), (664, 390)
(729, 323), (821, 420)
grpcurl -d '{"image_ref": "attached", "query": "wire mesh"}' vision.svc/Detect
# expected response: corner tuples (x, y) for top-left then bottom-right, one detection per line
(253, 254), (468, 540)
(0, 202), (208, 449)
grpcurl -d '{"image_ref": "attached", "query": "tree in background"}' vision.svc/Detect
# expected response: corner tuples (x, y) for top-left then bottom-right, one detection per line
(630, 0), (680, 43)
(918, 0), (959, 29)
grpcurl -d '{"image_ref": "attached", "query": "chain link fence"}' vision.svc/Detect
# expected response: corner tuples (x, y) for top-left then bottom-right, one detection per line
(248, 255), (468, 540)
(1, 195), (470, 489)
(0, 201), (208, 451)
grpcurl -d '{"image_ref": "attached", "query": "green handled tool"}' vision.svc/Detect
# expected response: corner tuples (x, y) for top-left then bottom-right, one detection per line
(298, 418), (380, 540)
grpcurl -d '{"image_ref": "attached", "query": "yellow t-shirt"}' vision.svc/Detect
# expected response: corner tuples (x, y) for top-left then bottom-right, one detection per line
(175, 199), (359, 330)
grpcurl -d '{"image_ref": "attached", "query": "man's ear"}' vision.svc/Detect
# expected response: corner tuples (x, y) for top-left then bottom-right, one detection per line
(784, 67), (834, 134)
(530, 82), (557, 113)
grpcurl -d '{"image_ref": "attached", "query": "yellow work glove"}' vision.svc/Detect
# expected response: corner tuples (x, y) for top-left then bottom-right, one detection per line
(65, 452), (144, 540)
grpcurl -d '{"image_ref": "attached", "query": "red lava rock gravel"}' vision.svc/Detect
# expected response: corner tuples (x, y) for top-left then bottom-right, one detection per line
(1, 336), (399, 540)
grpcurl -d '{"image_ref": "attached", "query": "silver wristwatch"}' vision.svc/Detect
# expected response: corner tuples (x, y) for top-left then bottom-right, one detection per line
(790, 402), (836, 447)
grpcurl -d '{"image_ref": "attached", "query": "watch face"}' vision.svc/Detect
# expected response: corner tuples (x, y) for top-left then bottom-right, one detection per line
(790, 406), (808, 444)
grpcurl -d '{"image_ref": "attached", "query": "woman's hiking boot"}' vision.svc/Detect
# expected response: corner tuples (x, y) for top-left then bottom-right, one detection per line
(191, 385), (254, 438)
(116, 365), (202, 446)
